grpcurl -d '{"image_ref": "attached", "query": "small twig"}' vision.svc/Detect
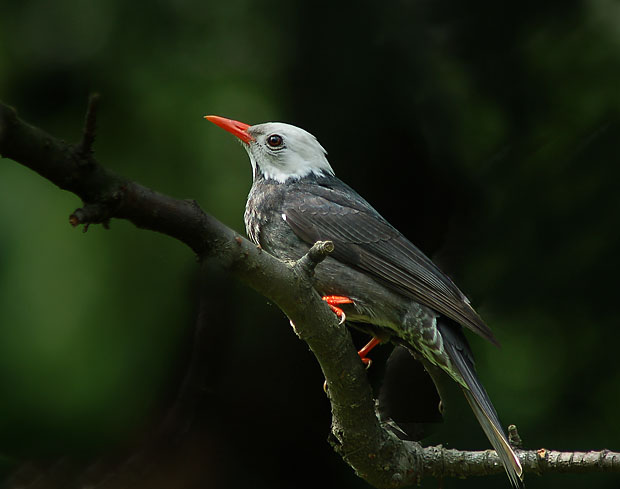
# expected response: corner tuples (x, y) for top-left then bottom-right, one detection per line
(70, 203), (112, 231)
(78, 93), (100, 158)
(289, 240), (335, 335)
(294, 240), (334, 276)
(508, 424), (523, 448)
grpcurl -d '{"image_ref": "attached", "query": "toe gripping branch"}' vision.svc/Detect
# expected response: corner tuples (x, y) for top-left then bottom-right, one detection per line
(322, 295), (353, 324)
(321, 295), (381, 367)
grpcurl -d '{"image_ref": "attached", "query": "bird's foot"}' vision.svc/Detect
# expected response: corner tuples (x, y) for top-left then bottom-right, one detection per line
(358, 336), (381, 368)
(322, 295), (354, 324)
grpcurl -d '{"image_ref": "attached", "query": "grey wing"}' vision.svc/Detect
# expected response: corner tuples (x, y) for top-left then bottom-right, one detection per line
(282, 186), (498, 346)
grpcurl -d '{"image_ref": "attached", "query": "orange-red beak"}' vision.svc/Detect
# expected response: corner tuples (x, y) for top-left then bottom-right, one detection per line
(204, 115), (254, 143)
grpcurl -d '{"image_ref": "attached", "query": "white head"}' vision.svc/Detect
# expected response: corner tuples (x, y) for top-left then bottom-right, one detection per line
(205, 116), (335, 183)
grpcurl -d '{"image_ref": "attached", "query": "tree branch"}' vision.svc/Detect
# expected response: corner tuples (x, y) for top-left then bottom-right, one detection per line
(77, 92), (100, 159)
(1, 100), (618, 487)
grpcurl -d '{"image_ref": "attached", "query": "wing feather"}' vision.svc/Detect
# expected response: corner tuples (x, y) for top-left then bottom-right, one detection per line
(283, 181), (498, 345)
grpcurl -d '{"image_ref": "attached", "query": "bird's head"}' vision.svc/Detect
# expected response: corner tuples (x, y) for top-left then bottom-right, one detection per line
(205, 115), (334, 183)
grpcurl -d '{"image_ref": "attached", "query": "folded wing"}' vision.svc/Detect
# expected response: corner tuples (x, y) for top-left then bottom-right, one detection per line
(283, 180), (498, 346)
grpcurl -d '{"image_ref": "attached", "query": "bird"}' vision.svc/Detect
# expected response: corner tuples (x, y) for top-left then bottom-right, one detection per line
(205, 114), (524, 487)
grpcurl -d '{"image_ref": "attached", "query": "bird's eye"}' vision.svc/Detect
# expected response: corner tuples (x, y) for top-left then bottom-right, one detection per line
(266, 134), (284, 148)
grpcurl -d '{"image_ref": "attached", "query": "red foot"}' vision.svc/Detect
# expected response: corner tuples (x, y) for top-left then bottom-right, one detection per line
(322, 295), (354, 324)
(321, 296), (380, 367)
(358, 337), (381, 368)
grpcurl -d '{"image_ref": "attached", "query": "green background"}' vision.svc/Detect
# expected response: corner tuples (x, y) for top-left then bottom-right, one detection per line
(0, 0), (619, 487)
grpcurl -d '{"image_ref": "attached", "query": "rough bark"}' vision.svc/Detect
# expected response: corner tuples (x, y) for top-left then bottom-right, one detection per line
(1, 100), (618, 487)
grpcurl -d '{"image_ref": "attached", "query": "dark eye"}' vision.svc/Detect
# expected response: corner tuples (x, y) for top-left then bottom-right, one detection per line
(266, 134), (283, 148)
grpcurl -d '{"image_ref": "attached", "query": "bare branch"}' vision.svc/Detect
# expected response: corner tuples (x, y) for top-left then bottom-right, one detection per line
(1, 99), (618, 487)
(78, 92), (100, 158)
(418, 445), (620, 481)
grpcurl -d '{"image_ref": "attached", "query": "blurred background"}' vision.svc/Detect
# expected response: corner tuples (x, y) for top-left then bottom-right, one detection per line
(1, 0), (619, 487)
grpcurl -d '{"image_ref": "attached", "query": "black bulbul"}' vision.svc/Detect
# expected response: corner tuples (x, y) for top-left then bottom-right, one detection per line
(206, 115), (524, 488)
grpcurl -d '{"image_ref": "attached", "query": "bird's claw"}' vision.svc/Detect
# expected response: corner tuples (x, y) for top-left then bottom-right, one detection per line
(333, 307), (347, 324)
(322, 295), (354, 324)
(360, 357), (372, 369)
(357, 337), (381, 369)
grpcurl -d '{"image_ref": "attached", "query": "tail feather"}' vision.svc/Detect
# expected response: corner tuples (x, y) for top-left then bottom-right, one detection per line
(438, 319), (524, 488)
(462, 388), (523, 488)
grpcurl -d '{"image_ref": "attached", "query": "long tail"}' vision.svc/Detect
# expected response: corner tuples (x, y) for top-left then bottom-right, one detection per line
(437, 319), (524, 488)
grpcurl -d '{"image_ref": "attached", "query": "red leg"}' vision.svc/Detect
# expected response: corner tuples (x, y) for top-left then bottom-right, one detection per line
(358, 337), (381, 367)
(322, 295), (354, 324)
(321, 296), (380, 368)
(323, 336), (381, 392)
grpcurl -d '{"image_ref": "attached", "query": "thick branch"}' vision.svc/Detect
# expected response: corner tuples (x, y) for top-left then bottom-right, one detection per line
(1, 100), (618, 487)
